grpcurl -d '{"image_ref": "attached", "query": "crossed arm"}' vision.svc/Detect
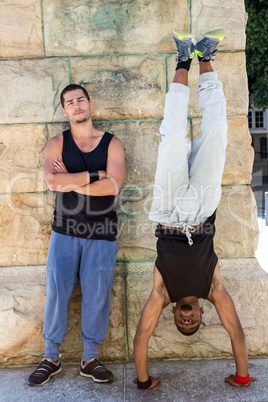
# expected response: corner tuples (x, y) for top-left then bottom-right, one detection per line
(43, 133), (125, 195)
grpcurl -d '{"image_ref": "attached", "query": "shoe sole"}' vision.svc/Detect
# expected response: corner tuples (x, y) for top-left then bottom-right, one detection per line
(173, 29), (197, 46)
(80, 371), (113, 383)
(173, 29), (196, 60)
(195, 29), (225, 44)
(28, 366), (62, 386)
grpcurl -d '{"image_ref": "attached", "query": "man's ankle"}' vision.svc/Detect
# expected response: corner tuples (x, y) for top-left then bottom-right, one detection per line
(44, 356), (59, 364)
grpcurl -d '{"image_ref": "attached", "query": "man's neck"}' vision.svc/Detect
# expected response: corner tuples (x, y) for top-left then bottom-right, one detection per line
(177, 296), (199, 305)
(69, 119), (95, 138)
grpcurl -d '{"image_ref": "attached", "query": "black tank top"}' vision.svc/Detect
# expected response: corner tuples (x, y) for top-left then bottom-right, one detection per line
(52, 129), (117, 241)
(155, 211), (218, 302)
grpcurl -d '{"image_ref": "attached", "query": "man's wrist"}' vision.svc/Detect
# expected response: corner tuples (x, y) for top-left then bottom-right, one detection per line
(136, 376), (152, 389)
(235, 372), (250, 384)
(88, 171), (99, 184)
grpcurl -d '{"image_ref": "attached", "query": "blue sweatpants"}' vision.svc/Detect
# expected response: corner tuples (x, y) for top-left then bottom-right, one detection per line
(43, 231), (118, 361)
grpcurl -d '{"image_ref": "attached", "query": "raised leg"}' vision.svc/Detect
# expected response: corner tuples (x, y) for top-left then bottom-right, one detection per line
(149, 70), (191, 224)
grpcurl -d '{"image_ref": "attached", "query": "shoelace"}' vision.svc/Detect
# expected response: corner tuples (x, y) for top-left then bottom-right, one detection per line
(175, 39), (192, 62)
(199, 38), (218, 61)
(175, 222), (195, 246)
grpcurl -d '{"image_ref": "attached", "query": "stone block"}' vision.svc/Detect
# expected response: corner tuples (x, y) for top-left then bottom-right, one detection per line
(167, 52), (249, 117)
(0, 265), (126, 364)
(215, 186), (259, 258)
(96, 120), (162, 188)
(0, 193), (54, 266)
(0, 125), (47, 193)
(116, 188), (157, 261)
(126, 258), (268, 359)
(71, 55), (166, 120)
(0, 59), (70, 124)
(0, 0), (43, 57)
(192, 117), (254, 185)
(191, 0), (247, 51)
(44, 0), (188, 56)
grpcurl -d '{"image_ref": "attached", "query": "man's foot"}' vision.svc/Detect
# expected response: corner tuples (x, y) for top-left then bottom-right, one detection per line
(80, 359), (114, 383)
(195, 29), (225, 61)
(28, 357), (61, 386)
(173, 29), (196, 62)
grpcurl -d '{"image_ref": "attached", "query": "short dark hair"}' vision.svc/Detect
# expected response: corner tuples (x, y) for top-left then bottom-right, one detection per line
(60, 84), (90, 107)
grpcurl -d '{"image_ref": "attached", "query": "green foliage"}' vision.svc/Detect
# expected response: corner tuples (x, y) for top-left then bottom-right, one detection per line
(245, 0), (268, 108)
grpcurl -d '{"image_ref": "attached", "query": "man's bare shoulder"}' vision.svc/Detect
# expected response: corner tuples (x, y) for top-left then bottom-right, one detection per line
(45, 133), (63, 149)
(110, 135), (124, 148)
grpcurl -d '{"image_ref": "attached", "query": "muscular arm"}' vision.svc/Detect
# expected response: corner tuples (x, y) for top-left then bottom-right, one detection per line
(73, 136), (125, 196)
(207, 263), (248, 378)
(134, 266), (170, 388)
(43, 134), (90, 192)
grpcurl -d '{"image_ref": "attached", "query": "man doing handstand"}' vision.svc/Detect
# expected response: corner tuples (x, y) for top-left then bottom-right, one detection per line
(134, 29), (256, 390)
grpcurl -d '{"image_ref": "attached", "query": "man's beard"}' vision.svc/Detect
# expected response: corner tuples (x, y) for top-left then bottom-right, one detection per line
(75, 117), (88, 124)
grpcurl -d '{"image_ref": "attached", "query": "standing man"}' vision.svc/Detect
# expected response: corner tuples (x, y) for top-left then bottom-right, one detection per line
(28, 84), (125, 386)
(133, 29), (256, 389)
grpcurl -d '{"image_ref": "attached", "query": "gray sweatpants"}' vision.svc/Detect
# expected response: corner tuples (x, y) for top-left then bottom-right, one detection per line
(149, 72), (227, 234)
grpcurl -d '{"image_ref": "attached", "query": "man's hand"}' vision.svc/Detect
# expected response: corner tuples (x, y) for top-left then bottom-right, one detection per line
(133, 376), (161, 389)
(225, 374), (257, 387)
(53, 158), (68, 173)
(53, 158), (107, 181)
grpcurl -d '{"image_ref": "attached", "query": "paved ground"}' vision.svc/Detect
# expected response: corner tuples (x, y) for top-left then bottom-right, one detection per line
(0, 357), (267, 402)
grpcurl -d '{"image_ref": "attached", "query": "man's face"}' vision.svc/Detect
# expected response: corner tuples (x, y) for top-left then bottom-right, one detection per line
(61, 89), (92, 124)
(173, 303), (204, 335)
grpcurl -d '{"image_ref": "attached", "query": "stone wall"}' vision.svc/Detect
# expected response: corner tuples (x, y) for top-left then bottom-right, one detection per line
(0, 0), (267, 365)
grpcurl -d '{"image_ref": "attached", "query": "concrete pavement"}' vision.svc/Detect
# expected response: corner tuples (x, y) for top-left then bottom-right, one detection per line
(0, 357), (267, 402)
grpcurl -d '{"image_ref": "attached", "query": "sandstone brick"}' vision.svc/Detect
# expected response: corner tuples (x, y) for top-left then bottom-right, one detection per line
(44, 0), (188, 56)
(192, 117), (254, 185)
(71, 55), (166, 120)
(0, 59), (69, 124)
(96, 120), (162, 188)
(127, 258), (268, 359)
(116, 188), (157, 261)
(191, 0), (247, 51)
(0, 0), (43, 57)
(0, 193), (54, 266)
(167, 52), (249, 117)
(215, 186), (259, 258)
(0, 125), (47, 193)
(0, 265), (126, 364)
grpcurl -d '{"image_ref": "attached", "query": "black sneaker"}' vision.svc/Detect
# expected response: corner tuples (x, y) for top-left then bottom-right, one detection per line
(80, 359), (114, 383)
(28, 358), (61, 386)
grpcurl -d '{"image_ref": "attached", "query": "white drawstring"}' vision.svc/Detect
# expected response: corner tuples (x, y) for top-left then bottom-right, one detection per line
(174, 222), (195, 246)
